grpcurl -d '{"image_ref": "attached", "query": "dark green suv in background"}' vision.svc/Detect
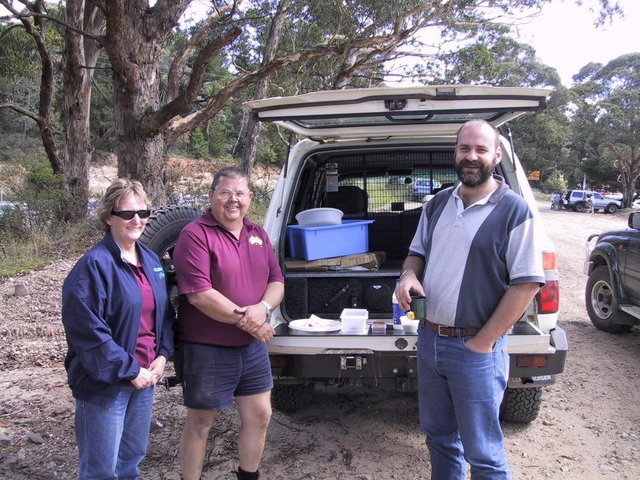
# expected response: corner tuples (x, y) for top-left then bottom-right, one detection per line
(585, 211), (640, 332)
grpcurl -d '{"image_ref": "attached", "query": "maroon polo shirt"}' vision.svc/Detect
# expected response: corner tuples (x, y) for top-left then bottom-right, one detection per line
(173, 211), (284, 347)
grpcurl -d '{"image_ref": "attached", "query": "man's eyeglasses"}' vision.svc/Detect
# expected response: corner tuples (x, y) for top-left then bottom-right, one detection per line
(111, 209), (152, 220)
(213, 189), (249, 201)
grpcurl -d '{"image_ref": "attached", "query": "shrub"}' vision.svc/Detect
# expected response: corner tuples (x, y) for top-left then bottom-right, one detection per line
(542, 172), (567, 194)
(187, 126), (208, 159)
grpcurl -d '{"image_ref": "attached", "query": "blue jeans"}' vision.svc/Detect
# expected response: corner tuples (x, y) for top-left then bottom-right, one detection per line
(75, 386), (154, 479)
(417, 326), (510, 480)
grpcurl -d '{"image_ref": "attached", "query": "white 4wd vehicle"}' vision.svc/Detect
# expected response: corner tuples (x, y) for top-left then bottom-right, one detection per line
(142, 86), (567, 424)
(246, 86), (567, 423)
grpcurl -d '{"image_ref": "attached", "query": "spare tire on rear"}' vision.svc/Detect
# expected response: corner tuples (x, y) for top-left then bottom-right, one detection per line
(139, 205), (201, 302)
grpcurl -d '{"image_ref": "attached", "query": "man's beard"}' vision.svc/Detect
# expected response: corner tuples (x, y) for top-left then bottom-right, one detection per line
(455, 159), (495, 187)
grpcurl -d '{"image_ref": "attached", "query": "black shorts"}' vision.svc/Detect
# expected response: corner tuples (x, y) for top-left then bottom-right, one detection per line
(175, 340), (273, 410)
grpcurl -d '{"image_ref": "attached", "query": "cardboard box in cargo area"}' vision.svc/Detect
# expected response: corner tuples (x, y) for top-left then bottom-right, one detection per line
(285, 251), (386, 271)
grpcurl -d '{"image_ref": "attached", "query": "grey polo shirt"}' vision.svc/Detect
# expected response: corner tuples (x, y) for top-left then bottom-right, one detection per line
(408, 176), (545, 329)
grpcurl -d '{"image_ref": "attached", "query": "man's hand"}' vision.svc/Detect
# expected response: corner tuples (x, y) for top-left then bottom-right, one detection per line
(235, 303), (275, 343)
(395, 272), (425, 312)
(463, 336), (494, 354)
(253, 322), (275, 343)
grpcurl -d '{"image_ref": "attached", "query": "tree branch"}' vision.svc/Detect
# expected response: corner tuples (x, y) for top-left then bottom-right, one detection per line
(150, 25), (242, 133)
(166, 40), (348, 140)
(0, 102), (41, 124)
(0, 0), (62, 173)
(0, 0), (104, 43)
(148, 0), (191, 40)
(167, 3), (237, 100)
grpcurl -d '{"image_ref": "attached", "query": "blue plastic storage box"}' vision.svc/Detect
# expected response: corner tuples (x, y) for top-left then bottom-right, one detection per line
(287, 220), (374, 261)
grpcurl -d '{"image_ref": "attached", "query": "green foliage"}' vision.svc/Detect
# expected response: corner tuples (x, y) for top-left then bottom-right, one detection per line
(570, 53), (640, 203)
(0, 152), (101, 279)
(0, 216), (102, 279)
(1, 156), (66, 233)
(90, 68), (116, 150)
(0, 13), (65, 138)
(0, 207), (27, 239)
(187, 126), (208, 159)
(542, 172), (567, 194)
(511, 88), (573, 183)
(0, 0), (632, 276)
(429, 35), (574, 189)
(0, 24), (41, 79)
(255, 124), (289, 166)
(248, 188), (271, 224)
(435, 36), (562, 88)
(208, 116), (230, 157)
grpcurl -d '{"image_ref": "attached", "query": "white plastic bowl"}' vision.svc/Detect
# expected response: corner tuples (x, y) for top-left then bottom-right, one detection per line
(295, 208), (343, 228)
(401, 316), (420, 334)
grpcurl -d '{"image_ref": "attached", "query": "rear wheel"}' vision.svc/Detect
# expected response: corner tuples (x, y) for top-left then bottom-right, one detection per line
(585, 266), (633, 333)
(500, 386), (541, 423)
(271, 378), (315, 411)
(573, 202), (584, 212)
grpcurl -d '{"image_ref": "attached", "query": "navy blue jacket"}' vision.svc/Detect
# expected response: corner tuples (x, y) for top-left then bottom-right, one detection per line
(61, 231), (174, 407)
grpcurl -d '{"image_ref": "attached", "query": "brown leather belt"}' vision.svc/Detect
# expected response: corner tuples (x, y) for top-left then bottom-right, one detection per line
(420, 318), (481, 338)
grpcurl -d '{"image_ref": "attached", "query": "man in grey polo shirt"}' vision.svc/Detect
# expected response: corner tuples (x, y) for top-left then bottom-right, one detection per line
(395, 119), (544, 480)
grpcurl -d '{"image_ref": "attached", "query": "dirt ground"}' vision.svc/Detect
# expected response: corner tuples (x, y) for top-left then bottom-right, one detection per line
(1, 201), (639, 480)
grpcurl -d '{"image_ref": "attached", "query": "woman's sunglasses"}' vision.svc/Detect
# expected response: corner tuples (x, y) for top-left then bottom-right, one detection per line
(111, 209), (152, 220)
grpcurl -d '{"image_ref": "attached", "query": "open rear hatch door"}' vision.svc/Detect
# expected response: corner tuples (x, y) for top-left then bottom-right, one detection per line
(245, 85), (552, 141)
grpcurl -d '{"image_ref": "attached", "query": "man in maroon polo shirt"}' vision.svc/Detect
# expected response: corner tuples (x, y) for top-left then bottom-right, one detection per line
(173, 166), (284, 480)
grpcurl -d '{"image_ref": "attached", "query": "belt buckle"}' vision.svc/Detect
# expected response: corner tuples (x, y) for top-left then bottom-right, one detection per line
(437, 325), (448, 337)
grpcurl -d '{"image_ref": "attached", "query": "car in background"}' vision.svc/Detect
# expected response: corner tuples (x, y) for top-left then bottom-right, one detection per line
(585, 211), (640, 332)
(411, 178), (441, 200)
(563, 190), (622, 213)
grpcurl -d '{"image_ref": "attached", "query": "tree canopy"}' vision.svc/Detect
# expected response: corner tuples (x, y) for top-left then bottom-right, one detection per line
(0, 0), (634, 219)
(570, 53), (640, 206)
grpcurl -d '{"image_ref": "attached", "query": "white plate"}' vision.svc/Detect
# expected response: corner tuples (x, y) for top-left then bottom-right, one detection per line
(288, 318), (342, 332)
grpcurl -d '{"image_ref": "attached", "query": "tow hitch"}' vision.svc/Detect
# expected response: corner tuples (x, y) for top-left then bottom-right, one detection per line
(340, 355), (365, 370)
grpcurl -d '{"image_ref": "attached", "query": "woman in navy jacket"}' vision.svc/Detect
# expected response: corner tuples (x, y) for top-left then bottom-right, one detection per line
(62, 178), (174, 479)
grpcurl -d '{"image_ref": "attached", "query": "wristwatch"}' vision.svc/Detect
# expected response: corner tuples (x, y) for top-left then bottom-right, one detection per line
(261, 300), (273, 316)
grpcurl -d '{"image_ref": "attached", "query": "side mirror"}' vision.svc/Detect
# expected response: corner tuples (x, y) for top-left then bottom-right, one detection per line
(629, 212), (640, 230)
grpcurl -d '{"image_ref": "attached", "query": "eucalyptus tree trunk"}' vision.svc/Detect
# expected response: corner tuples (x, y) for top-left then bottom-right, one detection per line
(63, 0), (103, 220)
(102, 0), (193, 204)
(112, 68), (168, 205)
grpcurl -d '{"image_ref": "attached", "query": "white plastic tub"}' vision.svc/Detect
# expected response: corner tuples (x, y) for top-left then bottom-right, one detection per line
(340, 308), (368, 333)
(295, 208), (343, 227)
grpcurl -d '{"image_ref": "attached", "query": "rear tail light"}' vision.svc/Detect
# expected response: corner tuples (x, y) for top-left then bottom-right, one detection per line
(538, 280), (559, 313)
(538, 252), (559, 314)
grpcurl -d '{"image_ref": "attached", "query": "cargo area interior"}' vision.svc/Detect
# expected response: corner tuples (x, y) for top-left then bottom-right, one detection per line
(281, 146), (462, 323)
